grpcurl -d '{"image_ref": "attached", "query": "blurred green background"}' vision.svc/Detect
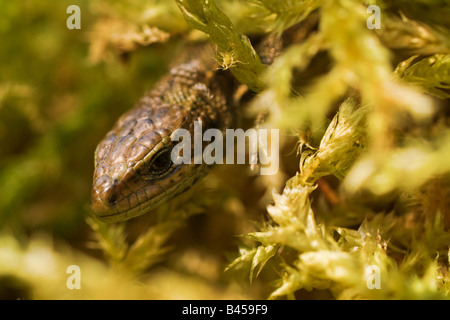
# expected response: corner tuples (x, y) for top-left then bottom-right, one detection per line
(1, 0), (450, 300)
(0, 0), (282, 299)
(0, 0), (173, 234)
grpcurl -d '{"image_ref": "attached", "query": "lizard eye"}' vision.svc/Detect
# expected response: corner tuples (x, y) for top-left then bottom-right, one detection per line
(150, 148), (173, 173)
(136, 147), (174, 177)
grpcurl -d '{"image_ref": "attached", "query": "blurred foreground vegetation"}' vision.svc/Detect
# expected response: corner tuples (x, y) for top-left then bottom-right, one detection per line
(0, 0), (449, 299)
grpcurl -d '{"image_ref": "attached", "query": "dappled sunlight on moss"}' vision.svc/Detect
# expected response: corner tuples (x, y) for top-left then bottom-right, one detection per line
(1, 0), (449, 300)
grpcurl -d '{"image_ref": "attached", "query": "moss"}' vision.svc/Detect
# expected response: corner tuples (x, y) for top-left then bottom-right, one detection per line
(0, 0), (449, 300)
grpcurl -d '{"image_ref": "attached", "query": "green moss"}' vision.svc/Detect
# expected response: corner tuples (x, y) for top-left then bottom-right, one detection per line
(0, 0), (449, 300)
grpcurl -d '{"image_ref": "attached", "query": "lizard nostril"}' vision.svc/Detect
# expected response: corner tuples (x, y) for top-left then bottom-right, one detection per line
(96, 181), (119, 207)
(106, 179), (119, 205)
(109, 194), (117, 205)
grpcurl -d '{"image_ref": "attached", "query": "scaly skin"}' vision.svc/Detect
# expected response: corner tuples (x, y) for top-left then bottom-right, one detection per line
(91, 16), (318, 222)
(91, 45), (233, 222)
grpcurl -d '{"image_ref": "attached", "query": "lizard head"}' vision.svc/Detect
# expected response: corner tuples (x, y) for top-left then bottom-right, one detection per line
(90, 97), (210, 222)
(91, 87), (229, 222)
(91, 59), (232, 222)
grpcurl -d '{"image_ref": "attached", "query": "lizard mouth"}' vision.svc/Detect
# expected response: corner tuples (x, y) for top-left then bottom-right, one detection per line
(91, 188), (166, 223)
(91, 164), (210, 223)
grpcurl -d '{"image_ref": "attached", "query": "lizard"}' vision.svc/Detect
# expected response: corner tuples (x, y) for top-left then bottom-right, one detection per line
(90, 14), (318, 223)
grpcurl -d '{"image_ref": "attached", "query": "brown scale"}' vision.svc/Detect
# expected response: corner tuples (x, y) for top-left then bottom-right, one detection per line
(91, 14), (319, 222)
